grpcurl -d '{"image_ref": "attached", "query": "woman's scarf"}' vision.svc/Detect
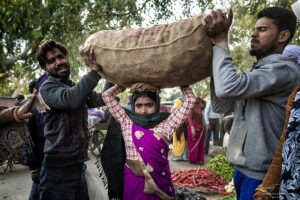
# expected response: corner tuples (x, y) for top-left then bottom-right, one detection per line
(125, 109), (170, 129)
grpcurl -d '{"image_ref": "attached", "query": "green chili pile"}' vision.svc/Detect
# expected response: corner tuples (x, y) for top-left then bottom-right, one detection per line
(205, 154), (235, 181)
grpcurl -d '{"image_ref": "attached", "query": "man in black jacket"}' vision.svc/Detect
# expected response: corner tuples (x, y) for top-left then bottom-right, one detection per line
(37, 39), (107, 200)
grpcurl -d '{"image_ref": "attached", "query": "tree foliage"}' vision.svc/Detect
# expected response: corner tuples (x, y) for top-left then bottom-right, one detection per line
(0, 0), (200, 96)
(0, 0), (298, 99)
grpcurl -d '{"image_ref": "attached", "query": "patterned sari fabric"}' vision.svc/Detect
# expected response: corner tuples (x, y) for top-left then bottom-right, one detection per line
(123, 124), (175, 200)
(187, 98), (205, 164)
(187, 119), (205, 164)
(280, 89), (300, 199)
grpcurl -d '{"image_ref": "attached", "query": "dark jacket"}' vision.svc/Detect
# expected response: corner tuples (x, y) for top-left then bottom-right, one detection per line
(26, 108), (45, 170)
(100, 109), (125, 199)
(40, 70), (105, 167)
(25, 74), (48, 170)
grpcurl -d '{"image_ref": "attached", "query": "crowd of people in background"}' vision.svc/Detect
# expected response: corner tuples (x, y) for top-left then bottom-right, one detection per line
(170, 96), (233, 164)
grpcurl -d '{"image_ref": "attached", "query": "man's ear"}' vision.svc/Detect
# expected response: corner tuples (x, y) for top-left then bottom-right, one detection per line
(43, 66), (49, 73)
(278, 30), (291, 44)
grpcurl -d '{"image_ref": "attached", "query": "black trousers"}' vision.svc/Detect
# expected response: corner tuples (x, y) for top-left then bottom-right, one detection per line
(204, 118), (220, 154)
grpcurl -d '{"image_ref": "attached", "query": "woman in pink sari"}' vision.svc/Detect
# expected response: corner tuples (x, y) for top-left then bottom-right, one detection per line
(102, 82), (195, 200)
(186, 97), (205, 164)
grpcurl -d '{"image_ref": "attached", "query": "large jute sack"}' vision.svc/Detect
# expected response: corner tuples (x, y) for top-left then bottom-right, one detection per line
(80, 13), (212, 88)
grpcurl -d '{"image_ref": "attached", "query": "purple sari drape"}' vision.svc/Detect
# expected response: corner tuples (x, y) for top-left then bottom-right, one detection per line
(123, 124), (175, 200)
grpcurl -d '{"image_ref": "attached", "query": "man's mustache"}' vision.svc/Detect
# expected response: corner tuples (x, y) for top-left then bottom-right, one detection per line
(251, 39), (259, 44)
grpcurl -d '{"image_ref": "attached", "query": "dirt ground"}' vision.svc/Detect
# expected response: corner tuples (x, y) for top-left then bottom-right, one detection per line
(0, 146), (227, 200)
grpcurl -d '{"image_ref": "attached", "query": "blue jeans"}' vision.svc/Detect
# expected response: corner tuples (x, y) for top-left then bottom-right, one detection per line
(28, 182), (39, 200)
(39, 163), (89, 200)
(234, 169), (262, 200)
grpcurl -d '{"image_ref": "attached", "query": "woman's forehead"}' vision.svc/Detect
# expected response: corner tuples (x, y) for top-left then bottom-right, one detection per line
(134, 96), (155, 104)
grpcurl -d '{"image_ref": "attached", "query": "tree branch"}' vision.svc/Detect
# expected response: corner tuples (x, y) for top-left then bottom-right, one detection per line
(2, 41), (36, 66)
(111, 0), (151, 17)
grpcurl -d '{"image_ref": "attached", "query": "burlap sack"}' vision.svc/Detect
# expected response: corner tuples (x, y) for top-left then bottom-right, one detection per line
(80, 13), (212, 88)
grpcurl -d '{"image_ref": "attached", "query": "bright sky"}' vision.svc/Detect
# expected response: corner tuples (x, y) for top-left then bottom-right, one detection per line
(138, 0), (230, 27)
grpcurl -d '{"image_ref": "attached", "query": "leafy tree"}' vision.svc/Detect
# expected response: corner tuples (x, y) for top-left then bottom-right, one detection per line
(0, 0), (205, 96)
(0, 0), (298, 99)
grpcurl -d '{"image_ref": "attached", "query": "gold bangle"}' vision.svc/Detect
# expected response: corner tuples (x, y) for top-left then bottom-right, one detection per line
(255, 186), (273, 198)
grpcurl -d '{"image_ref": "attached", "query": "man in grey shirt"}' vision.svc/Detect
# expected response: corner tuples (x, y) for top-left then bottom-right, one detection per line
(203, 7), (300, 199)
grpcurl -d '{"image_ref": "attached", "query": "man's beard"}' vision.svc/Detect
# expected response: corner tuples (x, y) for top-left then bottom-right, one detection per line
(52, 63), (70, 79)
(54, 70), (70, 79)
(250, 49), (264, 57)
(250, 41), (278, 58)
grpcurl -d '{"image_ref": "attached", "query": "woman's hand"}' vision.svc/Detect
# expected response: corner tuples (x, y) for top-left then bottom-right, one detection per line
(191, 126), (196, 136)
(138, 156), (173, 200)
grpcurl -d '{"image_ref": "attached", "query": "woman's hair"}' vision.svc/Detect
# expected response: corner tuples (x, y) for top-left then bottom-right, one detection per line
(191, 97), (204, 124)
(133, 91), (157, 103)
(132, 91), (160, 112)
(175, 122), (187, 141)
(36, 39), (68, 69)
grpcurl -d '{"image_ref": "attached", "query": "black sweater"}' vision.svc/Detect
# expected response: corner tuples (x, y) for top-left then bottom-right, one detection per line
(40, 71), (104, 167)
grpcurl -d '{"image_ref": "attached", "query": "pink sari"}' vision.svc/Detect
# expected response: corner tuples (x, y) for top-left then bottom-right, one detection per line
(123, 124), (175, 200)
(186, 101), (205, 164)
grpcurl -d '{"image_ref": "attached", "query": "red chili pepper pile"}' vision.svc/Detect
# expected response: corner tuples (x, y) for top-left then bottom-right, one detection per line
(171, 167), (231, 195)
